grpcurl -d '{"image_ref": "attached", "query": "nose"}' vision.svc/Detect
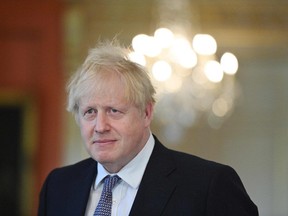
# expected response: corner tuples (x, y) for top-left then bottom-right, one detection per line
(94, 111), (110, 133)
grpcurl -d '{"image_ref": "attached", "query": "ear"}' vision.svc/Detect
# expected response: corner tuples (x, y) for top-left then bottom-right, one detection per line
(143, 102), (154, 127)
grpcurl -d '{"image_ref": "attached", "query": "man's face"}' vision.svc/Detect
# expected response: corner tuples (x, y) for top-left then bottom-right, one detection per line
(77, 75), (153, 173)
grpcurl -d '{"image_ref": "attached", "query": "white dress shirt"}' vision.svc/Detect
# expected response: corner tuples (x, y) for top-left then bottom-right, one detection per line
(85, 133), (155, 216)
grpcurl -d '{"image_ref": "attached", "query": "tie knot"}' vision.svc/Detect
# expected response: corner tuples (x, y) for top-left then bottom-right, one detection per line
(103, 175), (120, 193)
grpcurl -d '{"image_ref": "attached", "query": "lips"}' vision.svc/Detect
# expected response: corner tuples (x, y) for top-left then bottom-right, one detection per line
(93, 139), (116, 144)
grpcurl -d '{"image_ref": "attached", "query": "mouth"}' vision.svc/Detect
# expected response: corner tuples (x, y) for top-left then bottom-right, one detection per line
(92, 139), (117, 145)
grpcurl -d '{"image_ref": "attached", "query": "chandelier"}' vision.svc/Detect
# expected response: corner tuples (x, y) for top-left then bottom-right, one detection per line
(128, 0), (239, 142)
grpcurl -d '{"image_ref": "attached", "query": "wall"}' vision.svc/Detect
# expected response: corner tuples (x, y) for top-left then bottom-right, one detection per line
(0, 1), (64, 214)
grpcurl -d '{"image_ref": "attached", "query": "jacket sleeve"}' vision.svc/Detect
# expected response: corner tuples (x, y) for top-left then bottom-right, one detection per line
(38, 171), (51, 216)
(205, 165), (259, 216)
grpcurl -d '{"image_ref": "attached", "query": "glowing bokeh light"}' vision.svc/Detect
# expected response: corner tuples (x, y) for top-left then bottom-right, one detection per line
(204, 60), (224, 83)
(152, 60), (172, 81)
(154, 27), (174, 48)
(212, 98), (229, 117)
(221, 52), (238, 75)
(192, 34), (217, 55)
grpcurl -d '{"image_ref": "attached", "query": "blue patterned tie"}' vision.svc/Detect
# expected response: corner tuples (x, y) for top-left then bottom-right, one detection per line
(93, 175), (120, 216)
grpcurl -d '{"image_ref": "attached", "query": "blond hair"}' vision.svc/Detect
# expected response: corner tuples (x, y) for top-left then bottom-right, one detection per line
(66, 42), (156, 115)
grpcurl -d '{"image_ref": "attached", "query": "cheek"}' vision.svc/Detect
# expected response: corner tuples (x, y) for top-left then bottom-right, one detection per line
(80, 123), (93, 141)
(121, 119), (146, 138)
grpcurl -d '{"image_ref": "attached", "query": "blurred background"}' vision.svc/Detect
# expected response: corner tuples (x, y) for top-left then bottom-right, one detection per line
(0, 0), (287, 215)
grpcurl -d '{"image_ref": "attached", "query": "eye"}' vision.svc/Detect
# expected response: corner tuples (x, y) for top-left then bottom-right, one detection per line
(85, 108), (95, 114)
(110, 108), (119, 113)
(107, 108), (121, 115)
(83, 108), (97, 120)
(107, 107), (124, 119)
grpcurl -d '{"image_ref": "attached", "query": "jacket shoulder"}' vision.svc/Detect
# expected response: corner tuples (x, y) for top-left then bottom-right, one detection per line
(47, 158), (96, 182)
(38, 158), (97, 215)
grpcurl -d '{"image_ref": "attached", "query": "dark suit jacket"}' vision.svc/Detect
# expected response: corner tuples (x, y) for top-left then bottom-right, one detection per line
(38, 136), (258, 216)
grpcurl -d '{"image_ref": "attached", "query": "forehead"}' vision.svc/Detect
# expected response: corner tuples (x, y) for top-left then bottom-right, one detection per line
(80, 73), (129, 103)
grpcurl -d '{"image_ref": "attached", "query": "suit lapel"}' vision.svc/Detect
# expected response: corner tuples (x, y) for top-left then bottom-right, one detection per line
(129, 137), (177, 216)
(65, 159), (97, 215)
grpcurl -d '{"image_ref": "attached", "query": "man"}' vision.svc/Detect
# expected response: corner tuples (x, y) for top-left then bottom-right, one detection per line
(38, 42), (258, 216)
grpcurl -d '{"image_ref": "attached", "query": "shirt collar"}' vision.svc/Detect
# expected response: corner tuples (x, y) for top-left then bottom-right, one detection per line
(94, 133), (155, 190)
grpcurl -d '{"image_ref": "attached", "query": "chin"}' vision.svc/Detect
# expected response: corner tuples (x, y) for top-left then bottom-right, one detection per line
(92, 153), (114, 164)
